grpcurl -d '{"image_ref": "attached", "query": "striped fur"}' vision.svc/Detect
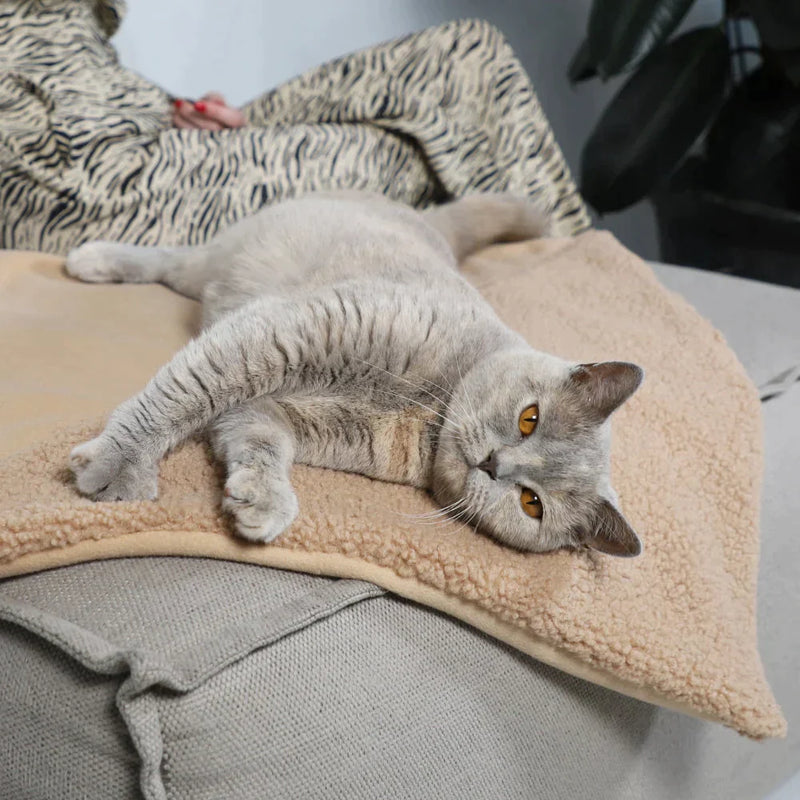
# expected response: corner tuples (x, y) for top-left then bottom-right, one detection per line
(0, 1), (590, 255)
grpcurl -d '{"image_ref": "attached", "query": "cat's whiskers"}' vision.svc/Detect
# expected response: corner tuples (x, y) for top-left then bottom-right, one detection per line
(441, 504), (483, 537)
(422, 365), (475, 429)
(398, 494), (477, 528)
(436, 484), (501, 538)
(408, 508), (472, 527)
(473, 490), (503, 536)
(352, 359), (477, 459)
(416, 501), (466, 519)
(453, 350), (479, 423)
(396, 497), (466, 521)
(421, 371), (474, 425)
(427, 366), (458, 395)
(439, 498), (477, 526)
(355, 357), (447, 406)
(400, 502), (470, 527)
(442, 398), (474, 434)
(355, 356), (471, 433)
(370, 386), (455, 430)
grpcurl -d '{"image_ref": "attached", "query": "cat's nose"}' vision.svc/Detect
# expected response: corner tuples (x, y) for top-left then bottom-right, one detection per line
(477, 453), (497, 480)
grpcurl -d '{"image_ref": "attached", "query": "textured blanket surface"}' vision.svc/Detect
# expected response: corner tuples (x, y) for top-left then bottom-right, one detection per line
(0, 241), (785, 739)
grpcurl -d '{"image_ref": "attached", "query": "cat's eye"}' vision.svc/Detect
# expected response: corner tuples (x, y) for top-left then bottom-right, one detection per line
(520, 488), (543, 519)
(518, 404), (539, 436)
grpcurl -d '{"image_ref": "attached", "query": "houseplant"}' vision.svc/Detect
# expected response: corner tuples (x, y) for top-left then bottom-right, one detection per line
(570, 0), (800, 286)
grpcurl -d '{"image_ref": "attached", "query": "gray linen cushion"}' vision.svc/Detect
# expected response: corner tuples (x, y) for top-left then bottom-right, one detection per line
(0, 546), (796, 800)
(0, 558), (660, 800)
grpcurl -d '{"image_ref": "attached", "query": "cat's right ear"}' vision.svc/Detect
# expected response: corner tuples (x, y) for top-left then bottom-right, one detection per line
(569, 361), (644, 424)
(583, 499), (642, 558)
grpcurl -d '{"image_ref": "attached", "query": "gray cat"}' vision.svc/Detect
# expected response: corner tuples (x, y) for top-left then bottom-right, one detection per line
(66, 191), (643, 557)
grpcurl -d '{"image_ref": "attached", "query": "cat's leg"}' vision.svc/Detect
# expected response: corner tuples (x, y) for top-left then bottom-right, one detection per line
(69, 294), (327, 501)
(68, 287), (454, 503)
(210, 399), (298, 542)
(65, 242), (218, 300)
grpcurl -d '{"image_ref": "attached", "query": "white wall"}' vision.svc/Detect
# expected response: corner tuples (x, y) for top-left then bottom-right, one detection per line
(114, 0), (722, 260)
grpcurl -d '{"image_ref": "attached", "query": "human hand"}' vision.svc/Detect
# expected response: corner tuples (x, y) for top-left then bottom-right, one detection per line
(171, 92), (246, 130)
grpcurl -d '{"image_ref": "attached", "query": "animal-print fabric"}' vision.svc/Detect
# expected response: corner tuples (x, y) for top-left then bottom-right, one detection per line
(0, 0), (590, 254)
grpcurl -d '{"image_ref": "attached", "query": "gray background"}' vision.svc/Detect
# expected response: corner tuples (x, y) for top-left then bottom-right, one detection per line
(113, 0), (723, 261)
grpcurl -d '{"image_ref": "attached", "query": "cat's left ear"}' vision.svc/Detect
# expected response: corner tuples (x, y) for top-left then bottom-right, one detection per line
(570, 361), (644, 423)
(584, 499), (642, 558)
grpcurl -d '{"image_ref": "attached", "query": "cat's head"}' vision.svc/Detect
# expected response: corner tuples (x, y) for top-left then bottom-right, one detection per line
(432, 350), (643, 557)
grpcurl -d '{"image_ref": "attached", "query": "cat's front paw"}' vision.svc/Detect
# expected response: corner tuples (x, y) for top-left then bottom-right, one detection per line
(70, 435), (158, 501)
(222, 466), (298, 543)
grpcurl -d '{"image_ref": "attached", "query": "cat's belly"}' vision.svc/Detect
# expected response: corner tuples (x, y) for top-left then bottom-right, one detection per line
(277, 397), (435, 487)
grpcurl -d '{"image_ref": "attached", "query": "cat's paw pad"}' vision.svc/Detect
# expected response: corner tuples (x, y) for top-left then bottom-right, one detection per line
(65, 243), (124, 283)
(223, 467), (298, 543)
(70, 435), (158, 501)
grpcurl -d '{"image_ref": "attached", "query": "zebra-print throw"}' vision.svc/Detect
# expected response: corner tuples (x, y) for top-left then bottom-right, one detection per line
(0, 0), (590, 254)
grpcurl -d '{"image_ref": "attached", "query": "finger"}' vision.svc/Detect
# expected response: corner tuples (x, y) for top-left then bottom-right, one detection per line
(174, 99), (224, 131)
(194, 100), (246, 129)
(175, 110), (224, 131)
(188, 114), (225, 131)
(172, 98), (198, 125)
(173, 115), (196, 129)
(200, 91), (227, 105)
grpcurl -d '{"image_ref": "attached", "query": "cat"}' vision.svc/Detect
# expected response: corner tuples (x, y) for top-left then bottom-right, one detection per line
(65, 191), (643, 557)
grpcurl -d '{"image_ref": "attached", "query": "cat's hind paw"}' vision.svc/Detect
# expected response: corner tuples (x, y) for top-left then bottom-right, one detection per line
(66, 242), (121, 283)
(70, 435), (158, 501)
(222, 466), (298, 543)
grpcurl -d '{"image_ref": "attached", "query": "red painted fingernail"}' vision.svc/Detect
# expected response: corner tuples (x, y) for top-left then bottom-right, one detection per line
(194, 101), (207, 113)
(173, 98), (183, 108)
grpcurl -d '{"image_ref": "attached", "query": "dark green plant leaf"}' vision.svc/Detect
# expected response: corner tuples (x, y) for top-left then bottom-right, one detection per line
(772, 50), (800, 86)
(705, 67), (800, 208)
(568, 39), (597, 83)
(725, 0), (749, 17)
(739, 0), (800, 85)
(588, 0), (698, 78)
(581, 27), (729, 213)
(737, 0), (800, 51)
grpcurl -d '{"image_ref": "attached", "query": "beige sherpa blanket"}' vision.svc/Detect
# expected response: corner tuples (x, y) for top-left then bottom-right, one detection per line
(0, 238), (785, 739)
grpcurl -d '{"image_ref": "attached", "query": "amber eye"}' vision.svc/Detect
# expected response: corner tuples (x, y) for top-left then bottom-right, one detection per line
(518, 404), (539, 436)
(520, 488), (543, 519)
